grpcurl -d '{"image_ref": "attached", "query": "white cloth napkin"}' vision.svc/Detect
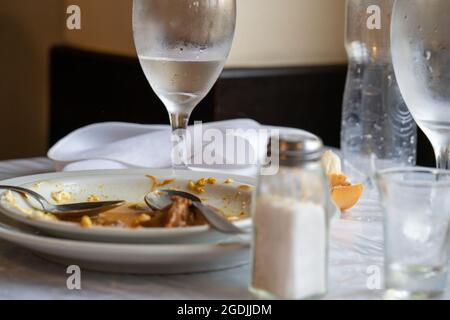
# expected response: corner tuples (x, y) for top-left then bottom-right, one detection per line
(48, 119), (256, 173)
(48, 119), (314, 176)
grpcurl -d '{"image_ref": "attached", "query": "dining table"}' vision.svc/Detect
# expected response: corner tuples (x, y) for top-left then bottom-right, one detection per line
(0, 157), (448, 300)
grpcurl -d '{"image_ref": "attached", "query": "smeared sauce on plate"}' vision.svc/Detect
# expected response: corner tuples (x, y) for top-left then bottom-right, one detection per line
(59, 196), (211, 229)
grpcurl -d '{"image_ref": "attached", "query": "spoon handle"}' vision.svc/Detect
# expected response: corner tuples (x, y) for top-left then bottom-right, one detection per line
(0, 185), (48, 210)
(192, 201), (245, 235)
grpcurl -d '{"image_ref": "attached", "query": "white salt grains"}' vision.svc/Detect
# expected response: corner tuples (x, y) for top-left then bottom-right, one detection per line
(252, 195), (327, 299)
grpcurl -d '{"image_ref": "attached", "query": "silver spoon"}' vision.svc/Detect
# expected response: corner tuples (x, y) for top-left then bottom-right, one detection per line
(144, 189), (245, 234)
(0, 185), (125, 217)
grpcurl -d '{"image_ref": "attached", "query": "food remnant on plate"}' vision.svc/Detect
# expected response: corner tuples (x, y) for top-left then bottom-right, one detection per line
(196, 178), (207, 187)
(4, 190), (16, 204)
(58, 196), (214, 229)
(51, 191), (72, 204)
(221, 189), (251, 217)
(32, 182), (45, 189)
(31, 211), (57, 221)
(146, 175), (176, 192)
(81, 215), (92, 228)
(1, 190), (57, 221)
(238, 184), (252, 191)
(224, 178), (234, 184)
(2, 190), (33, 215)
(196, 187), (206, 194)
(187, 180), (196, 190)
(87, 194), (100, 202)
(207, 177), (217, 184)
(1, 175), (251, 229)
(187, 177), (217, 194)
(137, 213), (151, 223)
(52, 195), (247, 229)
(321, 150), (364, 211)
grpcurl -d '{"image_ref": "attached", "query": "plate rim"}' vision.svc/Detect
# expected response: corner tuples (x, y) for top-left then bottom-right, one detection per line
(0, 219), (250, 252)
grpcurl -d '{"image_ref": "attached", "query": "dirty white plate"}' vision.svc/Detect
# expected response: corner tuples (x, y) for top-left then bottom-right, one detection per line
(0, 215), (250, 274)
(0, 169), (253, 243)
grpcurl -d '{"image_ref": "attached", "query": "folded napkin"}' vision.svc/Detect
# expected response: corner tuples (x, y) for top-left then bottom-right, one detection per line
(49, 119), (257, 173)
(48, 119), (314, 176)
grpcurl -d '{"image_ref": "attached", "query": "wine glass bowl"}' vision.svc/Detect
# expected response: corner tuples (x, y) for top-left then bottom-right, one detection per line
(391, 0), (450, 168)
(132, 0), (236, 168)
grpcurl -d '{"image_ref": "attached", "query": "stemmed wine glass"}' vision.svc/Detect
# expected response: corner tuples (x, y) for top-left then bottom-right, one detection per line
(391, 0), (450, 169)
(132, 0), (236, 169)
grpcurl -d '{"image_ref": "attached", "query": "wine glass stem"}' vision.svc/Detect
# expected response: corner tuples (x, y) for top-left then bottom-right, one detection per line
(169, 112), (190, 170)
(435, 146), (450, 169)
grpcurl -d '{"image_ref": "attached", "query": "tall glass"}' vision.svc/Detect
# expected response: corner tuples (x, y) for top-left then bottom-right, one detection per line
(132, 0), (236, 169)
(391, 0), (450, 169)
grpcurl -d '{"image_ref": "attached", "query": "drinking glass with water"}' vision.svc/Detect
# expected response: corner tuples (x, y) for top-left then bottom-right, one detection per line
(392, 0), (450, 169)
(376, 168), (450, 299)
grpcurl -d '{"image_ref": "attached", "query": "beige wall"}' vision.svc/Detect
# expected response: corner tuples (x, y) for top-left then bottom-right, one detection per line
(63, 0), (134, 59)
(0, 0), (346, 160)
(64, 0), (347, 66)
(0, 0), (63, 159)
(230, 0), (347, 66)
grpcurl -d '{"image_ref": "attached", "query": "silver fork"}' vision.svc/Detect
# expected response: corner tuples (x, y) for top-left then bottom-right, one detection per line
(0, 185), (125, 217)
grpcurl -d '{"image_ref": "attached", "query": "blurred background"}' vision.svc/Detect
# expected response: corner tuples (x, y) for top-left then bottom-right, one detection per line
(0, 0), (433, 164)
(0, 0), (346, 160)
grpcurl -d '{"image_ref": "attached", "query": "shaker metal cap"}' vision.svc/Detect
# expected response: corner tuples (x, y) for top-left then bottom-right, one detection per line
(270, 133), (324, 162)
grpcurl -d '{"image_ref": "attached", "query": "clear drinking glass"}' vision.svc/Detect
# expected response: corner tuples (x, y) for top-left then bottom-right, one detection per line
(391, 0), (450, 169)
(376, 168), (450, 299)
(132, 0), (236, 169)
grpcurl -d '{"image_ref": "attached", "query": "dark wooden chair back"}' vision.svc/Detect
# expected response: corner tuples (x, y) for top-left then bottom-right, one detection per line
(49, 46), (434, 166)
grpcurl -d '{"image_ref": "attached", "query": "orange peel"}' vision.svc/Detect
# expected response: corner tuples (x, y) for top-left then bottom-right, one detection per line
(327, 173), (364, 211)
(331, 183), (364, 211)
(328, 173), (351, 188)
(322, 150), (364, 211)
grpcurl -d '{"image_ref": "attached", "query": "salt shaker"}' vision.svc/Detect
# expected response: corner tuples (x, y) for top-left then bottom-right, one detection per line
(250, 134), (329, 300)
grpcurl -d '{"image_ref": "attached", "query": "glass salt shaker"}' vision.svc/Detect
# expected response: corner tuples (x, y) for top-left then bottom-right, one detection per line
(250, 134), (329, 300)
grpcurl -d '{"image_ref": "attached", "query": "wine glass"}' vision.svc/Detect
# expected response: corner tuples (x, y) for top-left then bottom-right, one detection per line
(132, 0), (236, 169)
(391, 0), (450, 169)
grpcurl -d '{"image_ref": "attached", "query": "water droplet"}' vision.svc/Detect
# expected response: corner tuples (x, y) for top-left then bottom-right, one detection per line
(424, 50), (432, 60)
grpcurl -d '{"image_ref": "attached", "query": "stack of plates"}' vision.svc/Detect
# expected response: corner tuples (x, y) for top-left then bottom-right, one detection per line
(0, 169), (253, 274)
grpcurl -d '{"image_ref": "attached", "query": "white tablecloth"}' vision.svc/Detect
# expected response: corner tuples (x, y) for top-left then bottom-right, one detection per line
(0, 158), (448, 300)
